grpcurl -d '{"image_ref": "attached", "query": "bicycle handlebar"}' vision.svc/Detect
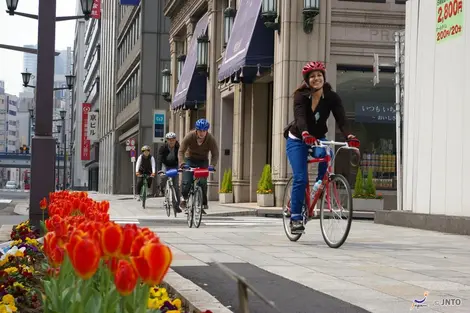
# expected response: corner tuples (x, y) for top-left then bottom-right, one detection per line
(180, 165), (216, 172)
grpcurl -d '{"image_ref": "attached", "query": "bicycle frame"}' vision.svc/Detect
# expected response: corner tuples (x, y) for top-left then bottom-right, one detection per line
(304, 141), (360, 218)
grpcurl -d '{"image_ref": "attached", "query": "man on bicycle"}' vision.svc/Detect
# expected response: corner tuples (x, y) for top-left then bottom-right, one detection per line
(135, 145), (156, 200)
(157, 132), (182, 213)
(178, 118), (219, 214)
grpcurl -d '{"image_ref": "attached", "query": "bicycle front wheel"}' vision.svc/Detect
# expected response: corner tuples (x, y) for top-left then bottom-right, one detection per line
(171, 185), (178, 217)
(141, 185), (147, 209)
(282, 177), (303, 242)
(193, 186), (203, 228)
(164, 185), (171, 217)
(187, 194), (194, 228)
(319, 174), (353, 248)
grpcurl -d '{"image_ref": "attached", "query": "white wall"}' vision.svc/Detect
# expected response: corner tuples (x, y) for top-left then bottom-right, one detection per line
(403, 0), (470, 217)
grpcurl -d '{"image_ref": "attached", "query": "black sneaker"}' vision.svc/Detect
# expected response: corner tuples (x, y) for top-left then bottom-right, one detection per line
(175, 205), (182, 213)
(290, 220), (305, 234)
(201, 204), (208, 215)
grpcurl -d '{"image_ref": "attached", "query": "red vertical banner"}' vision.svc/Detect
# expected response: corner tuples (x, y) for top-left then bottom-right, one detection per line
(91, 0), (101, 19)
(81, 103), (91, 161)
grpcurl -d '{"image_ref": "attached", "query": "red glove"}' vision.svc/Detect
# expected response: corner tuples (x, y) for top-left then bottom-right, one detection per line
(302, 132), (317, 145)
(346, 134), (360, 148)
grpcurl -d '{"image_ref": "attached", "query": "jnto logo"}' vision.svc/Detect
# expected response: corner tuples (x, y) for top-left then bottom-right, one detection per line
(411, 291), (429, 310)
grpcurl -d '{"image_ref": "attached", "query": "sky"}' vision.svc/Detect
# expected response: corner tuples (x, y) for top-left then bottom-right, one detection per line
(0, 0), (78, 96)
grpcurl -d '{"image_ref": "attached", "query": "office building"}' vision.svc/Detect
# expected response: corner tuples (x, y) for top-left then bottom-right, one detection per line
(164, 0), (405, 205)
(96, 0), (170, 194)
(83, 14), (101, 191)
(71, 0), (89, 189)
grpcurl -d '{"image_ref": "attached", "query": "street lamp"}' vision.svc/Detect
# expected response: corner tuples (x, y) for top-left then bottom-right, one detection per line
(176, 54), (186, 81)
(161, 69), (171, 103)
(261, 0), (280, 32)
(6, 0), (94, 21)
(303, 0), (320, 34)
(196, 34), (209, 76)
(65, 74), (76, 90)
(224, 5), (236, 48)
(20, 71), (76, 90)
(59, 110), (66, 190)
(21, 70), (33, 87)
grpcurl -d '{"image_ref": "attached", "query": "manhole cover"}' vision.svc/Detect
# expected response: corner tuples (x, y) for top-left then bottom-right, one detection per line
(118, 197), (134, 200)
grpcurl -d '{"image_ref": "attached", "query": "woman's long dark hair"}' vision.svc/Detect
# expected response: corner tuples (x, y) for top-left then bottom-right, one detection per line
(293, 81), (333, 95)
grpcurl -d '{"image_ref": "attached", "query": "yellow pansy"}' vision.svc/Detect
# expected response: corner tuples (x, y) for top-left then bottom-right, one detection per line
(3, 268), (18, 274)
(2, 294), (15, 305)
(172, 298), (182, 309)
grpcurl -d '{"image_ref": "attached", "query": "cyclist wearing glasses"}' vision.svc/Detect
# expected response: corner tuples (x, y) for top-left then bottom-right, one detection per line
(285, 61), (358, 233)
(157, 132), (182, 212)
(178, 118), (219, 214)
(135, 145), (156, 200)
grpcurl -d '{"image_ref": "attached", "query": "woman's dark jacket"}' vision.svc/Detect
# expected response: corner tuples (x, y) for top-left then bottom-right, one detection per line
(286, 84), (349, 139)
(156, 141), (180, 170)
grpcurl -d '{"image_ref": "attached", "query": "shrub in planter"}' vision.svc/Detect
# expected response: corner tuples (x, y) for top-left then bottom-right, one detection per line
(219, 169), (233, 203)
(257, 165), (274, 206)
(352, 168), (383, 212)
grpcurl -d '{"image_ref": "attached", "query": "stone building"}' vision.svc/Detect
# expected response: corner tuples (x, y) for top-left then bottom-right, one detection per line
(164, 0), (405, 205)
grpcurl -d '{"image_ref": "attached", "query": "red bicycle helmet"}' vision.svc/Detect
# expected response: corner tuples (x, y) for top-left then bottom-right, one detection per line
(302, 61), (326, 80)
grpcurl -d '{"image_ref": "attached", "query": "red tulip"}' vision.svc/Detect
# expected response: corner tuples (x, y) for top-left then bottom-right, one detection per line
(114, 260), (138, 296)
(101, 223), (123, 257)
(66, 232), (101, 280)
(44, 231), (65, 267)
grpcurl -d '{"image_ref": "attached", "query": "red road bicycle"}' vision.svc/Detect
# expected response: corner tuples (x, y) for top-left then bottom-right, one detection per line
(282, 140), (360, 248)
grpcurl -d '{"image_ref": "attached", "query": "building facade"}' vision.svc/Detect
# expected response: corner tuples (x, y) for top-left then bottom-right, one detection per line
(96, 0), (170, 195)
(71, 17), (89, 189)
(83, 16), (101, 191)
(164, 0), (405, 205)
(403, 0), (469, 217)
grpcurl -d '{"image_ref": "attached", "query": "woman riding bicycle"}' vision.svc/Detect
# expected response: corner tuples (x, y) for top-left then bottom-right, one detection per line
(285, 61), (358, 234)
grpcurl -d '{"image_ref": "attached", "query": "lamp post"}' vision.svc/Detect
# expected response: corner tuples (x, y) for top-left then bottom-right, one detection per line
(28, 103), (34, 148)
(55, 129), (61, 189)
(59, 110), (66, 190)
(7, 0), (93, 232)
(302, 0), (320, 34)
(223, 5), (236, 47)
(196, 34), (209, 76)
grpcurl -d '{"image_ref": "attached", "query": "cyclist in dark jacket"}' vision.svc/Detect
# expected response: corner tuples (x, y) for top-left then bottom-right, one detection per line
(285, 61), (358, 234)
(156, 132), (181, 211)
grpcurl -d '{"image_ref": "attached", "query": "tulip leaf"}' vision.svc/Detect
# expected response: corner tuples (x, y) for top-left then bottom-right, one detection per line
(43, 279), (60, 311)
(84, 293), (102, 313)
(60, 287), (75, 312)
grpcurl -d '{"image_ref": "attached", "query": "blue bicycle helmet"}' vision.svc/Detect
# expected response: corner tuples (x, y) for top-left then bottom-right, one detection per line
(195, 118), (210, 131)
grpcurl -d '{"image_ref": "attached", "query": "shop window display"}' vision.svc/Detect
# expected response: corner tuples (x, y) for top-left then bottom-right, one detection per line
(335, 67), (397, 190)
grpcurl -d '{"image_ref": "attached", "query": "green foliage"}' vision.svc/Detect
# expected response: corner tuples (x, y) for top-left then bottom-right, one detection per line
(352, 167), (382, 199)
(353, 168), (364, 198)
(257, 164), (273, 194)
(219, 169), (233, 193)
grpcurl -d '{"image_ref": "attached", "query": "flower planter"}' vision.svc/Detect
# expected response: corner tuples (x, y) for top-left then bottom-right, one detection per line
(257, 193), (274, 207)
(219, 192), (233, 204)
(353, 198), (384, 212)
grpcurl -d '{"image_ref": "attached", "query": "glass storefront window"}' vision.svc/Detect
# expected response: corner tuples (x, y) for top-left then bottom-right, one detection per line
(335, 68), (397, 190)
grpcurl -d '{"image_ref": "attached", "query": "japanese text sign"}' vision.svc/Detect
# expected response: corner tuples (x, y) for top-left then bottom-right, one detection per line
(91, 0), (101, 19)
(81, 103), (91, 161)
(436, 0), (464, 43)
(355, 102), (396, 124)
(87, 112), (98, 141)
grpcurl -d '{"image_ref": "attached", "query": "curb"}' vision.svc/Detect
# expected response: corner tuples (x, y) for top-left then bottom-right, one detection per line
(207, 210), (257, 217)
(13, 203), (29, 216)
(163, 269), (233, 313)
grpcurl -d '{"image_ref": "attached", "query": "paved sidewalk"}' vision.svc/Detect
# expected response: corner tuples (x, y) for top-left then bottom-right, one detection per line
(147, 218), (470, 313)
(86, 192), (257, 219)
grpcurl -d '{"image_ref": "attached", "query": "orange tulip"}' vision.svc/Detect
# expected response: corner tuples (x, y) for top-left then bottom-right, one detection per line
(114, 260), (138, 296)
(40, 197), (47, 210)
(131, 243), (172, 286)
(101, 223), (123, 256)
(43, 232), (65, 267)
(66, 233), (101, 280)
(106, 257), (119, 273)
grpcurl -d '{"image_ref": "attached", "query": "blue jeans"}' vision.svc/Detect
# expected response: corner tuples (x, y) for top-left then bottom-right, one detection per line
(286, 137), (331, 221)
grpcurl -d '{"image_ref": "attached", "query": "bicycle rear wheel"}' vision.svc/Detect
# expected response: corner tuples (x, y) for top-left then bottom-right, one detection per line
(319, 174), (353, 248)
(193, 186), (203, 228)
(164, 184), (171, 217)
(282, 177), (303, 242)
